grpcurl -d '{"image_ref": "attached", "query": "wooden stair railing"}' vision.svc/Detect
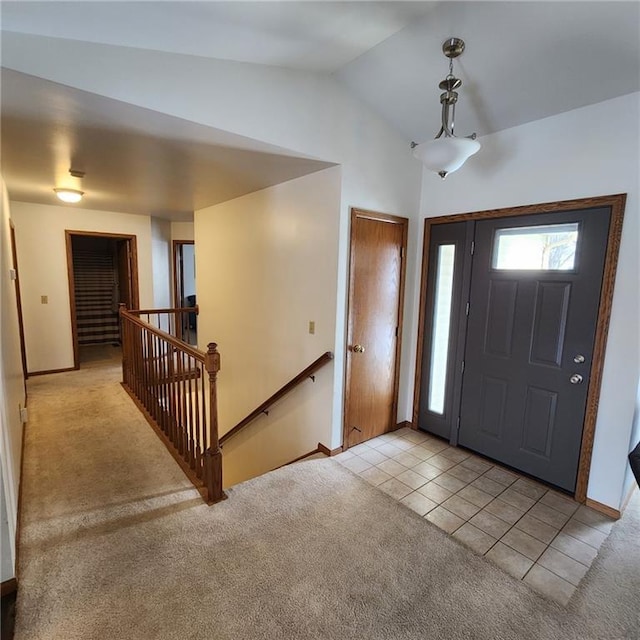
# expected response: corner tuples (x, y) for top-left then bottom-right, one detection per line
(133, 305), (199, 342)
(119, 305), (225, 504)
(219, 351), (334, 446)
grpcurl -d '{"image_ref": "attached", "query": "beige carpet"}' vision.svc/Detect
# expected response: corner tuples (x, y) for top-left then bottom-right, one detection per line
(15, 363), (640, 639)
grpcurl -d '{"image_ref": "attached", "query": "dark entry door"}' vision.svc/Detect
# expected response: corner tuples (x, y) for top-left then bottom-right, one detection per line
(344, 210), (407, 448)
(458, 208), (611, 491)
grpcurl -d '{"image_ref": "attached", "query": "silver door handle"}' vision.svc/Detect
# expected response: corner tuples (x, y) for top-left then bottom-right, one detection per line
(570, 374), (583, 384)
(353, 344), (365, 354)
(573, 354), (585, 364)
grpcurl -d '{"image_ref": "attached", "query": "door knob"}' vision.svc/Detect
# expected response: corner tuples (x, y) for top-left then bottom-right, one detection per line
(573, 354), (585, 364)
(353, 344), (365, 353)
(570, 373), (583, 384)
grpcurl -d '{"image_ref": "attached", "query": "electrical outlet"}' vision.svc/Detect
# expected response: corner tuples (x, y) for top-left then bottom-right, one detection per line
(308, 321), (315, 335)
(41, 295), (48, 304)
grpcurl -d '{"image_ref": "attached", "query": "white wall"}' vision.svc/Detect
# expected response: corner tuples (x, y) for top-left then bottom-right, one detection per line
(151, 217), (172, 309)
(196, 168), (340, 486)
(10, 202), (155, 372)
(0, 180), (26, 576)
(410, 93), (640, 511)
(2, 35), (423, 447)
(623, 383), (640, 501)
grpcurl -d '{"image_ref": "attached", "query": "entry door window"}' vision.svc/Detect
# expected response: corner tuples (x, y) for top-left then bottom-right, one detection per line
(428, 244), (456, 414)
(492, 223), (579, 270)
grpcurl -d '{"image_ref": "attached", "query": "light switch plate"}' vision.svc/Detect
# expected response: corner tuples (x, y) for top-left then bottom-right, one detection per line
(308, 321), (315, 335)
(41, 295), (48, 304)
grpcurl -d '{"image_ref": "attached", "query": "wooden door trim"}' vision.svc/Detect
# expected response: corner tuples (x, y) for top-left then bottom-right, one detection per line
(343, 208), (409, 449)
(65, 230), (140, 369)
(413, 194), (626, 503)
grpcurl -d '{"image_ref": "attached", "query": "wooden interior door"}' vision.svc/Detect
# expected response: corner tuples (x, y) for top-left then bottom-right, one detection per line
(344, 209), (407, 448)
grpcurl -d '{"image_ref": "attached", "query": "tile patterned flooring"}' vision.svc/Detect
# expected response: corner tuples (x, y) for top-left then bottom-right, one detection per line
(334, 427), (616, 606)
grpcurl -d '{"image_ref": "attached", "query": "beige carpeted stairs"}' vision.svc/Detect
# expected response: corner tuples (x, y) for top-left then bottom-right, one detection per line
(15, 362), (640, 639)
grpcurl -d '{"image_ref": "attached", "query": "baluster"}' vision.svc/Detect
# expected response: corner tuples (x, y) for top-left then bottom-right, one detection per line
(160, 337), (169, 435)
(194, 361), (203, 479)
(187, 354), (195, 469)
(176, 349), (185, 455)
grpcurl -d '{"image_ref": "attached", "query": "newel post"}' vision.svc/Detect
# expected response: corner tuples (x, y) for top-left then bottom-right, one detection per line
(204, 342), (226, 503)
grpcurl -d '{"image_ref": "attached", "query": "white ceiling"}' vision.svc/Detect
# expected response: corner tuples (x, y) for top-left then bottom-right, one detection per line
(0, 69), (333, 220)
(1, 1), (639, 218)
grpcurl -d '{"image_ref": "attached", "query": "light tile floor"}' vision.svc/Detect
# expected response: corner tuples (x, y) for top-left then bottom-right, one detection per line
(335, 427), (616, 606)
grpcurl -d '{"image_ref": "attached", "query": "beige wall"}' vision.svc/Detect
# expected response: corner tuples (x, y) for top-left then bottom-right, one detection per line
(171, 221), (194, 242)
(0, 180), (26, 575)
(195, 168), (341, 486)
(10, 202), (155, 373)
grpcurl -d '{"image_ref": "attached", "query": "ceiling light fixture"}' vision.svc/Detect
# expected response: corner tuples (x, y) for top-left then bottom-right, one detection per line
(411, 37), (480, 179)
(54, 188), (84, 203)
(54, 168), (85, 203)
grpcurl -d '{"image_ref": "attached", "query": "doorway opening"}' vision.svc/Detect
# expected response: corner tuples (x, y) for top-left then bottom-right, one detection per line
(413, 194), (625, 502)
(65, 231), (140, 369)
(173, 240), (196, 345)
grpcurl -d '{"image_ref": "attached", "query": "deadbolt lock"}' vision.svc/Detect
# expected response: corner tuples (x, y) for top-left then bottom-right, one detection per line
(573, 354), (585, 364)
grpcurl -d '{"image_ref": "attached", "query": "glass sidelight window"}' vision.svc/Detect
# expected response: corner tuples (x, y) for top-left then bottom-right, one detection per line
(428, 244), (456, 414)
(492, 223), (579, 271)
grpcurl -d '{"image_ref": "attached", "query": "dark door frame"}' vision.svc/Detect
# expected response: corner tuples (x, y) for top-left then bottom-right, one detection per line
(413, 194), (626, 503)
(65, 230), (140, 370)
(343, 207), (408, 449)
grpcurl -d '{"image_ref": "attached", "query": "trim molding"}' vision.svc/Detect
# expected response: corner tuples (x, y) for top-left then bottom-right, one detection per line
(318, 443), (343, 456)
(28, 367), (76, 377)
(1, 578), (17, 598)
(395, 421), (413, 431)
(585, 498), (621, 520)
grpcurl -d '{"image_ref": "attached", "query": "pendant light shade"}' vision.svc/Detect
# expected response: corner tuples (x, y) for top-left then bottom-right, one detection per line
(412, 136), (480, 179)
(412, 37), (480, 179)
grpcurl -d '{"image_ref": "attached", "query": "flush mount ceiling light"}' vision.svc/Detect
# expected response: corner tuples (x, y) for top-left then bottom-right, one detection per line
(54, 188), (84, 203)
(411, 38), (480, 179)
(54, 169), (85, 203)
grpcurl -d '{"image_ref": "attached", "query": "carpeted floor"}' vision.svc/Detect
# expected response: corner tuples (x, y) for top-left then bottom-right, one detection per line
(15, 363), (640, 639)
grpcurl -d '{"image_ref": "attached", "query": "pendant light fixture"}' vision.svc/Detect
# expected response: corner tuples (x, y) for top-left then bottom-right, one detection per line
(411, 38), (480, 179)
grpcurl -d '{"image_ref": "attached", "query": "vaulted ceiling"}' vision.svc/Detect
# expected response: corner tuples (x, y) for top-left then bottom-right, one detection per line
(2, 1), (638, 219)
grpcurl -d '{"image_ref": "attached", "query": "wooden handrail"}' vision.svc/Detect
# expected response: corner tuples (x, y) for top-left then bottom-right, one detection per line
(129, 305), (199, 315)
(121, 306), (204, 361)
(220, 351), (334, 446)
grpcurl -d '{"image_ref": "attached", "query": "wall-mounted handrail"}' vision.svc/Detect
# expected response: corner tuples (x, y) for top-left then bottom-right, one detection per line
(219, 351), (334, 446)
